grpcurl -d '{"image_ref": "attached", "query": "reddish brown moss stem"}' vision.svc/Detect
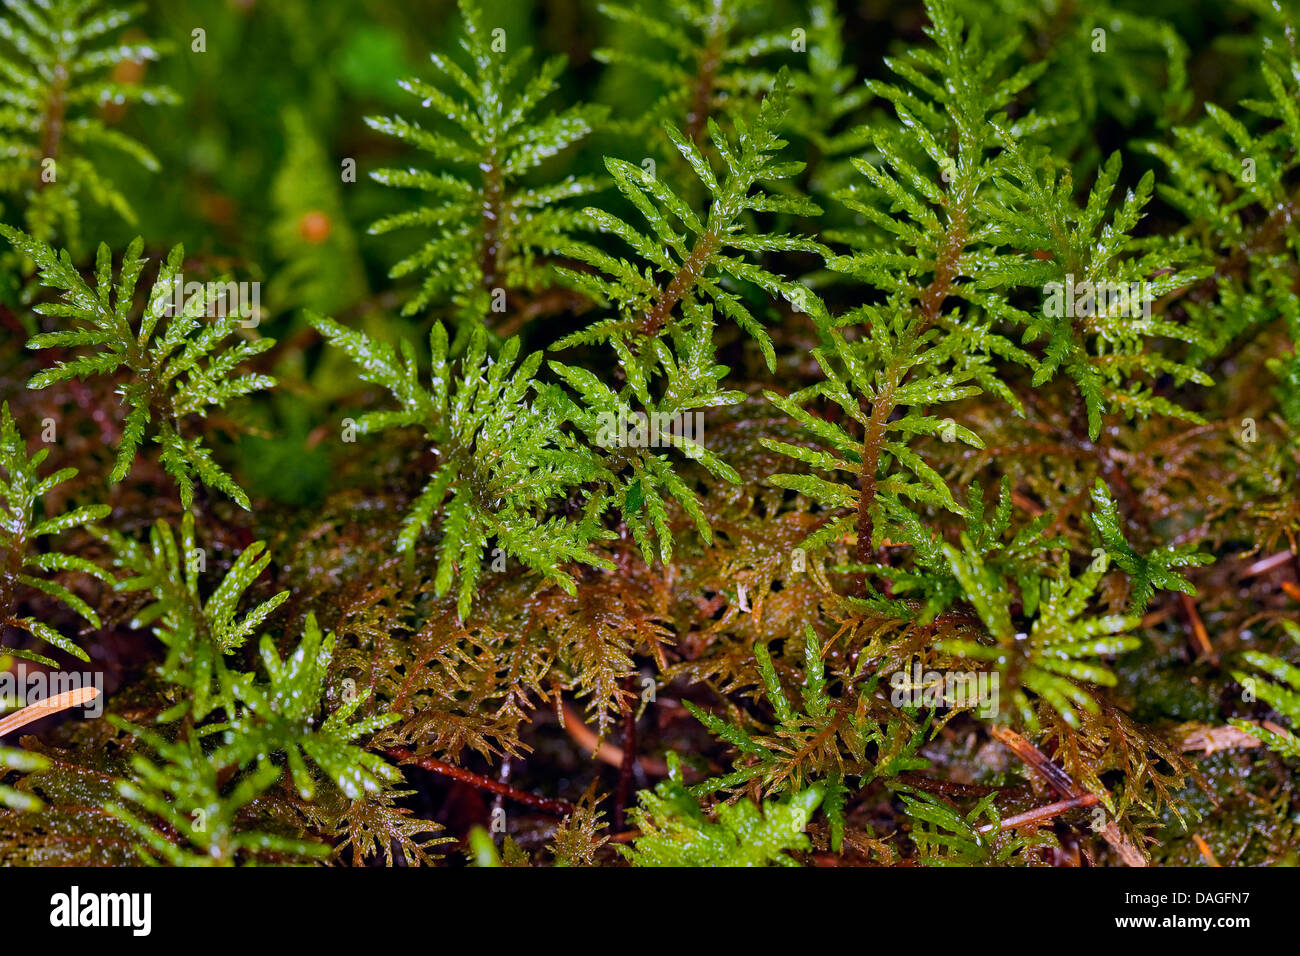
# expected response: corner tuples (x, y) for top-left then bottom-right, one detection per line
(480, 146), (504, 292)
(37, 65), (68, 190)
(685, 0), (727, 144)
(386, 748), (575, 816)
(639, 230), (721, 338)
(854, 212), (968, 574)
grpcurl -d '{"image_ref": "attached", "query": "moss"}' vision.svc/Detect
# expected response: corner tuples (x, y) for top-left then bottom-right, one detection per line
(0, 0), (1298, 867)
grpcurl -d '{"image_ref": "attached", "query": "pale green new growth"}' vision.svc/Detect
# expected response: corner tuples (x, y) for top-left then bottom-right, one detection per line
(2, 224), (276, 509)
(107, 720), (330, 867)
(0, 401), (109, 664)
(309, 313), (613, 618)
(101, 519), (408, 865)
(951, 0), (1190, 162)
(622, 753), (823, 867)
(940, 547), (1141, 730)
(225, 614), (402, 801)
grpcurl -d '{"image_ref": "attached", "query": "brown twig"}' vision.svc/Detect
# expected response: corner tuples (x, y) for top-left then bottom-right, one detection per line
(989, 726), (1076, 796)
(1192, 833), (1222, 867)
(1178, 592), (1218, 664)
(990, 726), (1147, 866)
(1242, 550), (1295, 577)
(978, 793), (1099, 833)
(386, 748), (574, 817)
(559, 701), (670, 775)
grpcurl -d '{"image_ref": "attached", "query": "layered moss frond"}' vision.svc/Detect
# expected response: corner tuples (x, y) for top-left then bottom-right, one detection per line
(621, 753), (822, 867)
(685, 630), (854, 791)
(101, 511), (288, 719)
(1145, 32), (1300, 457)
(546, 324), (742, 564)
(3, 225), (276, 508)
(556, 71), (824, 368)
(939, 547), (1142, 731)
(367, 0), (606, 326)
(980, 145), (1212, 439)
(549, 72), (822, 562)
(0, 0), (177, 244)
(951, 0), (1191, 163)
(768, 1), (1041, 566)
(861, 477), (1065, 623)
(594, 0), (792, 149)
(2, 0), (1298, 872)
(309, 313), (614, 617)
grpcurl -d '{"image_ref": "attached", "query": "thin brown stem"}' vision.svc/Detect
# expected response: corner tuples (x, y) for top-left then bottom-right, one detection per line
(386, 748), (574, 817)
(978, 793), (1099, 833)
(480, 146), (503, 293)
(639, 230), (721, 338)
(990, 726), (1147, 866)
(854, 211), (968, 578)
(37, 64), (68, 191)
(685, 0), (727, 144)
